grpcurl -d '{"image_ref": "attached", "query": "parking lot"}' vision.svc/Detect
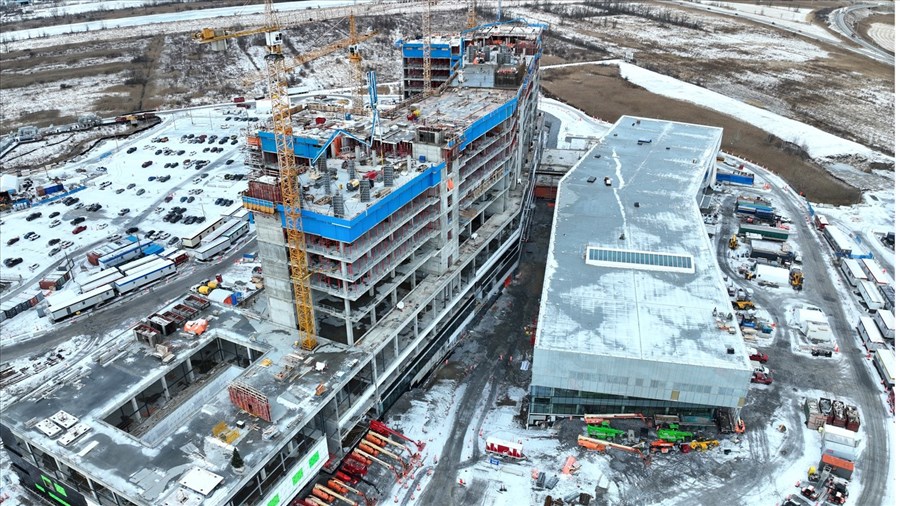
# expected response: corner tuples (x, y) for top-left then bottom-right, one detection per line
(0, 107), (255, 297)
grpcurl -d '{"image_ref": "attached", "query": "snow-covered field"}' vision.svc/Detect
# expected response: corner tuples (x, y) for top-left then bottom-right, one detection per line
(867, 22), (895, 52)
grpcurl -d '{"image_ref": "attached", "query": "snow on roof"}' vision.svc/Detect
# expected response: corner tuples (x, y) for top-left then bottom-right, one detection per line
(536, 116), (748, 369)
(2, 306), (371, 504)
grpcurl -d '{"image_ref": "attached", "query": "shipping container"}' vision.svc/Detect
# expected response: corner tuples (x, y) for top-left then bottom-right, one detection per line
(738, 223), (789, 242)
(114, 259), (176, 294)
(858, 280), (885, 312)
(840, 259), (867, 287)
(875, 309), (894, 339)
(749, 240), (794, 263)
(715, 170), (754, 185)
(860, 258), (890, 285)
(856, 316), (885, 351)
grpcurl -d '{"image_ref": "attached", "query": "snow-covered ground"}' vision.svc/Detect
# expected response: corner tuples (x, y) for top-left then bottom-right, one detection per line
(538, 96), (611, 149)
(867, 23), (894, 51)
(541, 59), (893, 179)
(691, 0), (839, 42)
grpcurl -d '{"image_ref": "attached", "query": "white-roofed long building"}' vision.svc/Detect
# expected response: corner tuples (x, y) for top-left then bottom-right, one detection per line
(529, 116), (752, 424)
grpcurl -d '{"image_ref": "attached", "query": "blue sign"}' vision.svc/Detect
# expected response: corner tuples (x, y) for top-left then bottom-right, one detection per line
(489, 457), (501, 466)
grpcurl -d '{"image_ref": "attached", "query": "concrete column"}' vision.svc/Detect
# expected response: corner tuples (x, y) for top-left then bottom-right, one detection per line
(393, 334), (399, 358)
(370, 308), (376, 326)
(413, 312), (419, 338)
(160, 376), (171, 401)
(185, 357), (196, 383)
(344, 298), (354, 346)
(411, 271), (417, 289)
(324, 397), (343, 458)
(131, 397), (143, 422)
(391, 288), (397, 306)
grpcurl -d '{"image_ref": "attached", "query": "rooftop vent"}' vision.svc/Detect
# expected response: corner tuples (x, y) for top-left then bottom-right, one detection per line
(604, 177), (612, 186)
(587, 176), (597, 184)
(634, 202), (640, 208)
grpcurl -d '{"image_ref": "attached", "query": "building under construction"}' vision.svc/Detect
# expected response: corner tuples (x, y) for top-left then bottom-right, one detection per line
(0, 21), (545, 506)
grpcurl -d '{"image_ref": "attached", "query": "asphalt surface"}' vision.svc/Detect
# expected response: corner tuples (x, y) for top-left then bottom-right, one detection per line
(2, 238), (256, 361)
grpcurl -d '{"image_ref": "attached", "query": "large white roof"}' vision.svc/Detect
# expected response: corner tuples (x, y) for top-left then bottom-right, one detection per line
(536, 116), (749, 370)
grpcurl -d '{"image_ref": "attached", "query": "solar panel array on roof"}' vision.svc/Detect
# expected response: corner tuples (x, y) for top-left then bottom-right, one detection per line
(586, 247), (694, 273)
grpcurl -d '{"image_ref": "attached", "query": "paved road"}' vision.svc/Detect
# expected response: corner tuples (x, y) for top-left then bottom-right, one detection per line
(716, 161), (888, 505)
(2, 238), (257, 361)
(666, 0), (893, 66)
(831, 2), (895, 65)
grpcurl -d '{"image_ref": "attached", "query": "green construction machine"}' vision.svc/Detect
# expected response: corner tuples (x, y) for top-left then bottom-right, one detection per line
(586, 421), (625, 440)
(656, 424), (694, 443)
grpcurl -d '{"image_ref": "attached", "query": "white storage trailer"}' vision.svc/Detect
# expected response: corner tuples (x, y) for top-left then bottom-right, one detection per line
(861, 258), (890, 286)
(873, 349), (894, 388)
(194, 237), (231, 261)
(78, 269), (125, 294)
(114, 259), (175, 294)
(181, 218), (226, 248)
(97, 239), (150, 269)
(116, 255), (160, 276)
(754, 264), (791, 286)
(840, 259), (867, 287)
(856, 316), (885, 351)
(48, 284), (117, 321)
(875, 309), (895, 339)
(858, 280), (885, 312)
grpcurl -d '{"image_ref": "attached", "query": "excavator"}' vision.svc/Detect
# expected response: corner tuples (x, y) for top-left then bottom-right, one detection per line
(728, 235), (738, 250)
(689, 438), (720, 451)
(790, 267), (804, 291)
(577, 435), (651, 465)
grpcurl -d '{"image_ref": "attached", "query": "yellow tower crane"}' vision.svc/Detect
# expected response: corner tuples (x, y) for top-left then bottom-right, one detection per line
(347, 14), (369, 115)
(467, 0), (478, 29)
(422, 0), (434, 97)
(195, 0), (317, 350)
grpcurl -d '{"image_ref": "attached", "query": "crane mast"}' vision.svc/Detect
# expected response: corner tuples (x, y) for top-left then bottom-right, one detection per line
(262, 0), (317, 350)
(422, 0), (433, 97)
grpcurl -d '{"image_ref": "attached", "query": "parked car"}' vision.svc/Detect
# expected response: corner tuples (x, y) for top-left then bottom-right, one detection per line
(70, 217), (86, 225)
(116, 188), (125, 194)
(142, 161), (153, 168)
(168, 237), (180, 246)
(25, 212), (42, 221)
(28, 234), (40, 241)
(187, 196), (195, 203)
(164, 195), (174, 203)
(136, 189), (146, 196)
(61, 240), (74, 248)
(49, 211), (60, 218)
(49, 247), (62, 256)
(48, 238), (61, 246)
(118, 208), (131, 216)
(98, 223), (108, 230)
(148, 176), (157, 181)
(127, 146), (137, 153)
(49, 219), (61, 228)
(3, 257), (23, 267)
(126, 227), (139, 234)
(72, 226), (87, 235)
(23, 232), (35, 239)
(127, 183), (136, 189)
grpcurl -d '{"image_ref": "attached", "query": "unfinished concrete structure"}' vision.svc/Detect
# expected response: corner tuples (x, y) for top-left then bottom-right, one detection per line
(528, 116), (753, 425)
(1, 22), (545, 506)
